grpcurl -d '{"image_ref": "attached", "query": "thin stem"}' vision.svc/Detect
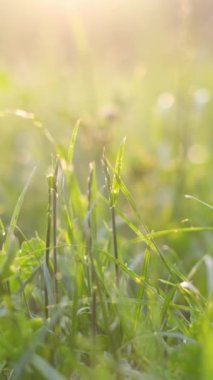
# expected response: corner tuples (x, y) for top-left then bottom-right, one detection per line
(45, 187), (52, 268)
(91, 286), (97, 338)
(102, 151), (119, 287)
(53, 158), (59, 305)
(87, 163), (97, 337)
(111, 205), (119, 287)
(44, 185), (52, 319)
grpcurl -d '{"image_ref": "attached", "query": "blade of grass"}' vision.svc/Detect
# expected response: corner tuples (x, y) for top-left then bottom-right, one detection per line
(110, 173), (185, 281)
(44, 175), (53, 318)
(160, 287), (177, 329)
(53, 157), (59, 305)
(185, 194), (213, 210)
(102, 150), (119, 287)
(131, 226), (213, 244)
(87, 162), (97, 337)
(0, 168), (36, 293)
(134, 247), (151, 328)
(32, 354), (66, 380)
(2, 167), (36, 255)
(67, 120), (80, 165)
(111, 137), (126, 207)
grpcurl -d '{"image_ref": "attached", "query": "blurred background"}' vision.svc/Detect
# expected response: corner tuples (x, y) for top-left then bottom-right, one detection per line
(0, 0), (212, 248)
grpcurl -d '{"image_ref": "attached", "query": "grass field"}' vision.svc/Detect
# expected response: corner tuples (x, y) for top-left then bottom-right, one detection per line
(0, 1), (213, 379)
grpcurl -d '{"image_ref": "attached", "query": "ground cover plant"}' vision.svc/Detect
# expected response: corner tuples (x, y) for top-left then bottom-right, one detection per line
(0, 123), (212, 380)
(0, 0), (213, 379)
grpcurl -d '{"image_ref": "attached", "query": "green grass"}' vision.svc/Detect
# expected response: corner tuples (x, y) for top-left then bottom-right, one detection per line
(0, 1), (212, 378)
(0, 124), (212, 380)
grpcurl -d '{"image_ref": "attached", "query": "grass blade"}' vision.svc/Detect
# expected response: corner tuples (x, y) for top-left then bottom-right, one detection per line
(185, 194), (213, 210)
(32, 354), (66, 380)
(134, 247), (151, 327)
(67, 120), (80, 165)
(111, 137), (126, 206)
(2, 167), (36, 255)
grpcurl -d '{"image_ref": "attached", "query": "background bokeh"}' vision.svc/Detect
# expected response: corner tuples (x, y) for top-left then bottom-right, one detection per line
(0, 0), (212, 246)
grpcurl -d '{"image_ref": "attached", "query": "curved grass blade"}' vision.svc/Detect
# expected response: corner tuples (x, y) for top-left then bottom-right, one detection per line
(67, 120), (80, 165)
(0, 168), (36, 286)
(185, 194), (213, 210)
(131, 226), (213, 244)
(2, 167), (36, 255)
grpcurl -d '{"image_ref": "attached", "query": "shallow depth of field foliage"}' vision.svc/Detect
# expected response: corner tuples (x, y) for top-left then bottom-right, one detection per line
(0, 0), (213, 379)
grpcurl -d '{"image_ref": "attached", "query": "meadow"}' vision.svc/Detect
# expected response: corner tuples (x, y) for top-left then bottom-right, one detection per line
(0, 0), (212, 379)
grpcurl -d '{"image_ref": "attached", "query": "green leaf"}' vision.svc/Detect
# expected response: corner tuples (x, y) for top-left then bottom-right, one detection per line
(32, 354), (66, 380)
